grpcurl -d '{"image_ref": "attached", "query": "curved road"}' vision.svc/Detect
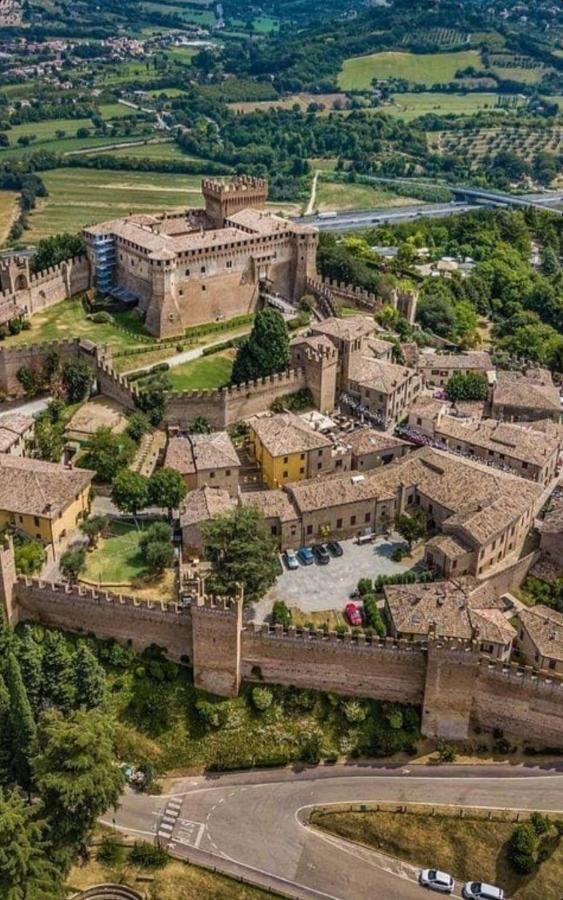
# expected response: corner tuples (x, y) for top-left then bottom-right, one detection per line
(102, 764), (563, 899)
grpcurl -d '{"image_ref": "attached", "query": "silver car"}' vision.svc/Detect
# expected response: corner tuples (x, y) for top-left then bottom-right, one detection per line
(462, 883), (504, 900)
(283, 549), (299, 570)
(419, 869), (455, 893)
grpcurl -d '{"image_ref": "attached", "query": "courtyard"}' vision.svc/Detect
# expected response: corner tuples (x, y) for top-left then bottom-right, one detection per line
(251, 533), (413, 623)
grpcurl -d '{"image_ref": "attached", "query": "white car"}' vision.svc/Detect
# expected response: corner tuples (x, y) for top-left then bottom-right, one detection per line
(419, 869), (455, 893)
(462, 883), (504, 900)
(283, 549), (299, 570)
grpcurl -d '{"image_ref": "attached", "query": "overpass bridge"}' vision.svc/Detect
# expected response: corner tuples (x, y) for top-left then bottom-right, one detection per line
(450, 185), (563, 213)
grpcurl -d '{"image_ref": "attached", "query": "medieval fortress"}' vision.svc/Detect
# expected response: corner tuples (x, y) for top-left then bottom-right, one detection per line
(0, 176), (562, 750)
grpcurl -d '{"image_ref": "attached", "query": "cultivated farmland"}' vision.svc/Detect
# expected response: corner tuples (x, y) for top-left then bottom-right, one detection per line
(338, 50), (483, 90)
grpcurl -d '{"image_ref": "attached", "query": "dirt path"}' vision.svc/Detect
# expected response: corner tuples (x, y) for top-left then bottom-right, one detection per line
(305, 169), (320, 216)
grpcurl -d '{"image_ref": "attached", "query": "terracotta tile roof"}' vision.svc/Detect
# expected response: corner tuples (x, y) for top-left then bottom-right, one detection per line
(435, 416), (560, 467)
(425, 532), (473, 560)
(226, 208), (292, 234)
(519, 605), (563, 663)
(242, 490), (299, 523)
(528, 553), (563, 585)
(348, 356), (417, 394)
(0, 456), (93, 519)
(367, 337), (394, 357)
(493, 369), (561, 414)
(0, 413), (34, 436)
(165, 432), (239, 476)
(251, 413), (332, 458)
(409, 395), (448, 420)
(287, 469), (391, 514)
(180, 486), (235, 527)
(345, 427), (409, 457)
(310, 316), (376, 343)
(417, 351), (493, 372)
(385, 577), (515, 644)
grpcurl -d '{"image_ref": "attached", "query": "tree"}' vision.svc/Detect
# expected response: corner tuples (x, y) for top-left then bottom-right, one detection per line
(125, 411), (150, 443)
(31, 233), (85, 273)
(362, 593), (387, 636)
(13, 537), (45, 575)
(5, 651), (37, 793)
(145, 541), (174, 575)
(416, 292), (457, 338)
(342, 699), (367, 724)
(231, 309), (290, 384)
(187, 415), (211, 434)
(508, 822), (538, 874)
(74, 644), (107, 710)
(148, 467), (186, 518)
(0, 788), (65, 900)
(59, 547), (86, 584)
(61, 358), (93, 404)
(396, 511), (427, 551)
(445, 372), (489, 403)
(33, 709), (124, 850)
(80, 515), (107, 549)
(271, 600), (291, 627)
(80, 427), (136, 483)
(139, 521), (173, 550)
(201, 506), (280, 602)
(34, 418), (65, 463)
(41, 630), (76, 711)
(111, 470), (149, 516)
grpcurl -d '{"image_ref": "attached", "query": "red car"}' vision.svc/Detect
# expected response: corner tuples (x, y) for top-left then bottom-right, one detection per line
(345, 602), (363, 627)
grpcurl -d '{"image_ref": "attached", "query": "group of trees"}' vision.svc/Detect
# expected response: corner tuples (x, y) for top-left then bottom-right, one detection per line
(0, 619), (123, 896)
(17, 352), (93, 405)
(231, 308), (290, 385)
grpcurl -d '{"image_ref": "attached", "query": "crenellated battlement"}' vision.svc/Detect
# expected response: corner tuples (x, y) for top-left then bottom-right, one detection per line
(0, 255), (88, 304)
(478, 656), (563, 690)
(248, 622), (428, 654)
(166, 368), (306, 403)
(17, 575), (188, 617)
(0, 337), (83, 356)
(202, 175), (268, 196)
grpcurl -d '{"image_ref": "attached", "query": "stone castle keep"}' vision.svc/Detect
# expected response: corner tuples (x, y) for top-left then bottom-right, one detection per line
(82, 175), (319, 338)
(1, 537), (562, 747)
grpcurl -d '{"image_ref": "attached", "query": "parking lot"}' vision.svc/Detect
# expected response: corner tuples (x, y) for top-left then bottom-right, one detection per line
(251, 533), (412, 623)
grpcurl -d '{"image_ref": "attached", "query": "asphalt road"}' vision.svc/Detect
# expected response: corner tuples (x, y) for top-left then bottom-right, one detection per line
(295, 202), (481, 231)
(102, 764), (563, 900)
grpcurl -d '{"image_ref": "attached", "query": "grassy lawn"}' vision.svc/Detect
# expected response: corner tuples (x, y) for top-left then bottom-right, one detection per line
(25, 168), (206, 240)
(315, 179), (419, 212)
(2, 105), (143, 146)
(68, 849), (272, 899)
(385, 91), (503, 121)
(168, 352), (234, 391)
(2, 297), (152, 350)
(100, 140), (190, 160)
(0, 190), (18, 244)
(0, 133), (148, 162)
(489, 64), (546, 84)
(311, 809), (563, 900)
(338, 49), (482, 90)
(81, 521), (147, 584)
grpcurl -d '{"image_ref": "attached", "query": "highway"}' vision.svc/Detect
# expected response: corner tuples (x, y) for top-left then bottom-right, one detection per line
(102, 763), (563, 899)
(295, 201), (481, 231)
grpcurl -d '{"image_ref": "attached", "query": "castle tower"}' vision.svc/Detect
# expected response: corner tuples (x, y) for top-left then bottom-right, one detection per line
(0, 256), (30, 294)
(144, 250), (183, 338)
(202, 176), (268, 228)
(300, 344), (338, 413)
(422, 631), (480, 740)
(0, 536), (18, 626)
(190, 579), (244, 696)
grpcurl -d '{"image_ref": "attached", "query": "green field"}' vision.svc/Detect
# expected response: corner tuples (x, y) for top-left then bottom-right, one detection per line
(81, 521), (150, 584)
(3, 296), (152, 350)
(385, 91), (504, 120)
(25, 168), (205, 240)
(168, 352), (234, 391)
(0, 133), (149, 161)
(2, 105), (143, 146)
(0, 190), (18, 244)
(315, 179), (420, 213)
(338, 49), (482, 90)
(489, 64), (546, 84)
(100, 140), (188, 160)
(140, 1), (215, 25)
(146, 87), (188, 99)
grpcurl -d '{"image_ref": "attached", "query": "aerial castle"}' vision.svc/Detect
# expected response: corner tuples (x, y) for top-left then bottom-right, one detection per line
(82, 175), (319, 338)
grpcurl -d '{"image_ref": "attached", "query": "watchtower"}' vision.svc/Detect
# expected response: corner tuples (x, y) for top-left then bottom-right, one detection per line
(0, 536), (18, 626)
(202, 176), (268, 228)
(190, 576), (244, 696)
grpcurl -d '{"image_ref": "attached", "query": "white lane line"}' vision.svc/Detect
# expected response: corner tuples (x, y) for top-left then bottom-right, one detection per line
(99, 820), (156, 838)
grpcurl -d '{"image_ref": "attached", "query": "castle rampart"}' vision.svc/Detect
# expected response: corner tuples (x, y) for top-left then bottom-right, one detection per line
(0, 255), (90, 319)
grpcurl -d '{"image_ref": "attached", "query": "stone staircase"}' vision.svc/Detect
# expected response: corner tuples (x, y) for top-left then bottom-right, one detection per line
(131, 429), (166, 478)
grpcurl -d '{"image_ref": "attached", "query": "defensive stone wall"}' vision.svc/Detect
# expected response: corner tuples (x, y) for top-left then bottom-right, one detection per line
(162, 368), (307, 429)
(241, 625), (426, 703)
(0, 255), (90, 316)
(321, 278), (418, 325)
(14, 576), (192, 662)
(96, 362), (138, 411)
(0, 337), (88, 397)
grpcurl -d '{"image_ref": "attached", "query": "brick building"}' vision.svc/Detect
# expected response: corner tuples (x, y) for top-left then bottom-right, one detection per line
(491, 368), (561, 423)
(517, 606), (563, 674)
(417, 351), (493, 388)
(164, 430), (240, 496)
(83, 176), (318, 338)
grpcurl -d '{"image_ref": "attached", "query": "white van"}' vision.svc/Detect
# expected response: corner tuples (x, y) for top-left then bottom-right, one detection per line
(462, 882), (504, 900)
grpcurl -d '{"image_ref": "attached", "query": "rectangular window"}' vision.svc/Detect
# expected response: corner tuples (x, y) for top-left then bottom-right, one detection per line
(306, 525), (313, 535)
(209, 471), (215, 479)
(283, 456), (289, 464)
(317, 462), (322, 469)
(226, 260), (233, 268)
(283, 471), (288, 478)
(350, 515), (356, 526)
(225, 470), (231, 476)
(34, 516), (39, 526)
(336, 518), (342, 528)
(202, 285), (207, 292)
(185, 268), (190, 276)
(299, 467), (304, 474)
(201, 265), (206, 273)
(364, 512), (371, 523)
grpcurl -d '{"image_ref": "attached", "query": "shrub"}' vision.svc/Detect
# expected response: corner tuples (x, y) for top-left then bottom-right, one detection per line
(195, 699), (224, 729)
(301, 734), (321, 765)
(251, 686), (273, 711)
(126, 411), (150, 443)
(363, 594), (387, 637)
(145, 541), (174, 574)
(60, 546), (86, 582)
(129, 841), (168, 869)
(386, 707), (403, 730)
(436, 740), (457, 763)
(357, 577), (373, 596)
(139, 521), (173, 550)
(391, 546), (406, 562)
(342, 699), (367, 724)
(530, 812), (549, 836)
(91, 311), (113, 324)
(271, 600), (291, 627)
(508, 823), (537, 874)
(97, 835), (122, 865)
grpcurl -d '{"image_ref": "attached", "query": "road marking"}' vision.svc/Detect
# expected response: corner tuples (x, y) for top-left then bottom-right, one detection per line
(99, 820), (156, 839)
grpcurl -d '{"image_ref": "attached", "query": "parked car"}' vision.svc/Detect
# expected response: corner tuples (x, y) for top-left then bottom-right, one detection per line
(312, 543), (330, 565)
(462, 883), (504, 900)
(297, 546), (315, 566)
(345, 602), (363, 627)
(419, 869), (455, 893)
(327, 540), (343, 557)
(284, 549), (299, 570)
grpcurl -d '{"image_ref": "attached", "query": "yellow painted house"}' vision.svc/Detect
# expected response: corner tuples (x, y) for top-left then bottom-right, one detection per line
(250, 412), (335, 489)
(0, 455), (94, 555)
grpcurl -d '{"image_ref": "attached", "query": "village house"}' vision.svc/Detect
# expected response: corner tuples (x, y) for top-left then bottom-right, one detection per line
(249, 412), (349, 489)
(0, 413), (34, 456)
(416, 351), (493, 388)
(345, 355), (422, 428)
(540, 498), (563, 565)
(491, 368), (561, 423)
(180, 485), (235, 555)
(407, 404), (560, 484)
(0, 455), (93, 554)
(164, 430), (240, 496)
(384, 577), (516, 660)
(344, 427), (411, 470)
(517, 605), (563, 674)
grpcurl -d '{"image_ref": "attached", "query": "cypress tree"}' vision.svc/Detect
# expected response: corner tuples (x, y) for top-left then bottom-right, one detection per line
(74, 644), (107, 710)
(5, 651), (37, 793)
(231, 308), (290, 384)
